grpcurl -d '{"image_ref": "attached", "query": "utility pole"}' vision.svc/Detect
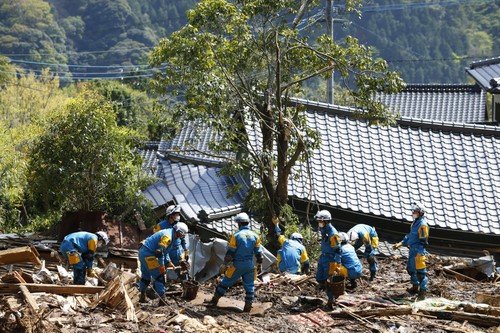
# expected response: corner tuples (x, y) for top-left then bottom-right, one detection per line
(326, 0), (334, 104)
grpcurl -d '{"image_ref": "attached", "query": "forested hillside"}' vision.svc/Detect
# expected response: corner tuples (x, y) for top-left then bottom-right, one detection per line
(0, 0), (498, 85)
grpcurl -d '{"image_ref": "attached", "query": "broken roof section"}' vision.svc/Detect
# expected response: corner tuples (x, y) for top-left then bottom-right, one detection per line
(466, 57), (500, 93)
(375, 84), (486, 123)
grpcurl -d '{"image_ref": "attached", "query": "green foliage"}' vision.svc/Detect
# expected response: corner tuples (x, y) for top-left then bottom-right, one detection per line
(27, 88), (146, 217)
(0, 67), (70, 231)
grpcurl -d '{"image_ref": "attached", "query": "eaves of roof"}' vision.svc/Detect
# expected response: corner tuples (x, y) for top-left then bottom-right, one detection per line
(466, 56), (500, 93)
(375, 84), (486, 123)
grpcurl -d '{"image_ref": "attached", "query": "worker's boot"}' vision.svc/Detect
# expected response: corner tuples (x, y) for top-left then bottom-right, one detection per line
(209, 292), (222, 306)
(417, 289), (426, 300)
(369, 271), (376, 281)
(406, 284), (419, 294)
(139, 292), (147, 303)
(347, 279), (357, 290)
(325, 299), (334, 311)
(243, 301), (252, 313)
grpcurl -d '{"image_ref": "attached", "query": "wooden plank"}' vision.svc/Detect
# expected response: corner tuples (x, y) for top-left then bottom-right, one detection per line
(0, 246), (42, 266)
(19, 285), (40, 312)
(0, 283), (104, 295)
(418, 309), (500, 327)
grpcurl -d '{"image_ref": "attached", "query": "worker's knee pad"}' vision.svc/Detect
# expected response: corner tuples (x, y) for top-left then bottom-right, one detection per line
(367, 256), (376, 266)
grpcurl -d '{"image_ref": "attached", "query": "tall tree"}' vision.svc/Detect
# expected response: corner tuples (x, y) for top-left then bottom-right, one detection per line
(149, 0), (404, 245)
(27, 88), (145, 217)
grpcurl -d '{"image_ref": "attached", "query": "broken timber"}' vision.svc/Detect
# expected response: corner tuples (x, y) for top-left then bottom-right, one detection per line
(0, 282), (104, 295)
(329, 306), (413, 318)
(0, 246), (42, 266)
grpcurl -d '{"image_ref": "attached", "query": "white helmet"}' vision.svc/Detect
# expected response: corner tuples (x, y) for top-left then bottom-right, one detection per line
(347, 230), (359, 243)
(290, 232), (303, 242)
(96, 231), (109, 245)
(314, 210), (331, 221)
(166, 205), (181, 217)
(234, 212), (250, 224)
(339, 232), (348, 243)
(411, 201), (426, 214)
(173, 222), (189, 235)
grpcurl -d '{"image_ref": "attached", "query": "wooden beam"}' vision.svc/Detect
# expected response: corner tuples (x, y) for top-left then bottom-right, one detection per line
(0, 246), (42, 266)
(0, 283), (104, 295)
(19, 285), (40, 312)
(418, 309), (500, 327)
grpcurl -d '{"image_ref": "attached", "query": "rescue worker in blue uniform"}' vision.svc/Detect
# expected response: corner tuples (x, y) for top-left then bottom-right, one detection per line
(60, 231), (109, 285)
(153, 205), (189, 280)
(346, 224), (379, 281)
(314, 210), (342, 309)
(393, 202), (430, 299)
(209, 212), (263, 312)
(338, 232), (363, 289)
(273, 219), (310, 274)
(138, 222), (189, 303)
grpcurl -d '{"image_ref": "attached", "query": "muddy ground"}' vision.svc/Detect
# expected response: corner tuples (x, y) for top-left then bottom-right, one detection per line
(1, 251), (499, 333)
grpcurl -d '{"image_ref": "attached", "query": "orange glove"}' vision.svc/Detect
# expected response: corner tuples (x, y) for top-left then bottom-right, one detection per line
(159, 265), (166, 275)
(87, 268), (97, 278)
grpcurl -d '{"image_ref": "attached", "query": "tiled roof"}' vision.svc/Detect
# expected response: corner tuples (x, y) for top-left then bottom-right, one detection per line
(466, 57), (500, 93)
(143, 159), (249, 224)
(137, 142), (161, 177)
(167, 120), (235, 166)
(247, 99), (500, 236)
(376, 84), (486, 123)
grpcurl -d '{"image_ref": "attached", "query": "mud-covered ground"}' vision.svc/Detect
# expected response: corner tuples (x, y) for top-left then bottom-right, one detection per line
(1, 252), (499, 333)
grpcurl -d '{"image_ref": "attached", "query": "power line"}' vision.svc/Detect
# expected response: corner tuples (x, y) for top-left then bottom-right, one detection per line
(361, 0), (498, 12)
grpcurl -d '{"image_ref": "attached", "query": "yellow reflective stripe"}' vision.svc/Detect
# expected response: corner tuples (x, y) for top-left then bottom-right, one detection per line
(300, 249), (309, 263)
(338, 266), (348, 278)
(362, 232), (371, 246)
(153, 224), (161, 233)
(255, 235), (261, 248)
(419, 225), (429, 239)
(159, 235), (172, 248)
(276, 253), (282, 266)
(371, 236), (379, 248)
(277, 235), (285, 246)
(228, 234), (237, 249)
(416, 254), (426, 270)
(87, 239), (97, 252)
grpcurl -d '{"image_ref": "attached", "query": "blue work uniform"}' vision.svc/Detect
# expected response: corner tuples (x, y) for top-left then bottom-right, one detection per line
(276, 236), (310, 274)
(348, 224), (379, 275)
(216, 225), (262, 304)
(138, 229), (174, 296)
(60, 231), (99, 285)
(340, 243), (363, 280)
(153, 219), (188, 277)
(316, 223), (342, 301)
(401, 216), (429, 291)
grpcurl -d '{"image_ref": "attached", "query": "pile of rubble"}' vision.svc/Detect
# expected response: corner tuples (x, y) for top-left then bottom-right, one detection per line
(0, 235), (499, 333)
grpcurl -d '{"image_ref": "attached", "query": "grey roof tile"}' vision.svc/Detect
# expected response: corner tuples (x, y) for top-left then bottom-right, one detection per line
(376, 84), (486, 123)
(143, 159), (249, 223)
(247, 99), (500, 236)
